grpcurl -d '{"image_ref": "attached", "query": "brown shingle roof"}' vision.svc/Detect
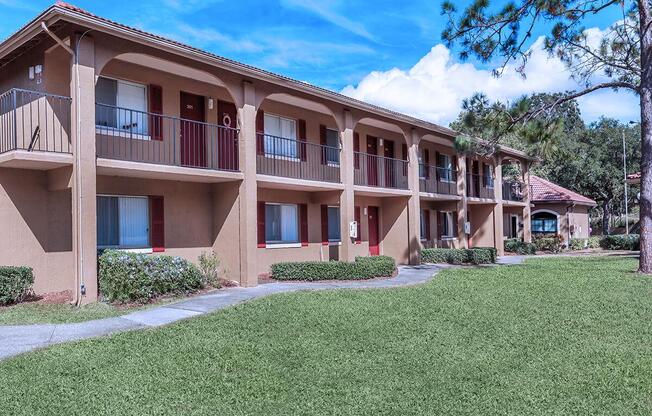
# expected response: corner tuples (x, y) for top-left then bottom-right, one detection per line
(530, 175), (596, 206)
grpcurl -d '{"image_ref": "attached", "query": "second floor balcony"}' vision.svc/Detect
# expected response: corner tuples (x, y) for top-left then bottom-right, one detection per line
(503, 180), (526, 202)
(0, 88), (71, 155)
(419, 165), (458, 195)
(354, 152), (408, 189)
(466, 172), (495, 199)
(95, 103), (239, 172)
(256, 134), (340, 183)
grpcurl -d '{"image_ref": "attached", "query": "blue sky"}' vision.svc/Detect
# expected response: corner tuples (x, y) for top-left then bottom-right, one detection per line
(0, 1), (639, 124)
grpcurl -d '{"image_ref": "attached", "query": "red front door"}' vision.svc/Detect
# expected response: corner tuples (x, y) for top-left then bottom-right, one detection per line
(368, 206), (380, 256)
(383, 140), (395, 188)
(180, 92), (206, 168)
(367, 136), (378, 186)
(217, 100), (237, 171)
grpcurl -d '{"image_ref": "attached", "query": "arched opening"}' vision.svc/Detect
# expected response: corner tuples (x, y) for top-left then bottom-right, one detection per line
(95, 53), (239, 171)
(532, 210), (560, 235)
(255, 92), (342, 184)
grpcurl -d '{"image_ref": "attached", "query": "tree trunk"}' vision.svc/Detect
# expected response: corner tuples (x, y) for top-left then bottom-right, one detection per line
(638, 0), (652, 272)
(602, 199), (611, 235)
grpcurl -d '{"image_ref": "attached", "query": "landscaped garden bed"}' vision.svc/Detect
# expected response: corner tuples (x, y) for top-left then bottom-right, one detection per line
(421, 247), (497, 264)
(271, 256), (396, 281)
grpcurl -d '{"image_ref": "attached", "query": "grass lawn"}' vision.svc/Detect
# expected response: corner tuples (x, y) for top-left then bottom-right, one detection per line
(0, 257), (650, 415)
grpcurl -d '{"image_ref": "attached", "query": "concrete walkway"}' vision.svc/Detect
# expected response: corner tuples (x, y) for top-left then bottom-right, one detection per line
(1, 262), (475, 361)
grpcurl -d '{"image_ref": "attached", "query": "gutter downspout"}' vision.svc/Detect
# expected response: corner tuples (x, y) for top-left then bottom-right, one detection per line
(41, 22), (91, 306)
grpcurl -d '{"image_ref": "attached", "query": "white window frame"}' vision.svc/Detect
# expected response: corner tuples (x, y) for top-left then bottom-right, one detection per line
(95, 76), (151, 140)
(441, 211), (456, 239)
(265, 202), (300, 246)
(438, 153), (455, 183)
(97, 194), (151, 250)
(264, 113), (299, 161)
(327, 205), (341, 243)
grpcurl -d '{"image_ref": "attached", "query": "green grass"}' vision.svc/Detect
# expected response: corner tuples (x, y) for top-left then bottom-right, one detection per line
(0, 257), (650, 415)
(0, 296), (185, 325)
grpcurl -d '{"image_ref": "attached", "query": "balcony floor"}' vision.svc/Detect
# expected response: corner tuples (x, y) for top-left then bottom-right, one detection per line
(353, 185), (412, 198)
(419, 191), (462, 201)
(96, 158), (243, 183)
(257, 174), (344, 192)
(0, 150), (73, 170)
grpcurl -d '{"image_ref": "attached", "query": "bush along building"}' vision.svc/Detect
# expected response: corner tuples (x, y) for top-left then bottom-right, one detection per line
(0, 2), (533, 303)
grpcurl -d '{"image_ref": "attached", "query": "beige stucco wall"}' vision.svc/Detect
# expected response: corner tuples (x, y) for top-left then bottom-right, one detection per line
(0, 168), (74, 294)
(468, 204), (496, 248)
(503, 206), (525, 240)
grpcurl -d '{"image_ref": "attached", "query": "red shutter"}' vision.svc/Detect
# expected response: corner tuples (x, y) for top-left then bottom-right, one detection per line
(149, 85), (163, 141)
(437, 211), (444, 239)
(424, 209), (431, 241)
(149, 196), (165, 252)
(435, 151), (441, 180)
(424, 149), (430, 179)
(299, 203), (308, 246)
(402, 143), (408, 176)
(320, 124), (327, 165)
(257, 201), (266, 248)
(321, 205), (329, 245)
(256, 110), (265, 155)
(353, 132), (360, 169)
(354, 206), (362, 244)
(298, 119), (307, 161)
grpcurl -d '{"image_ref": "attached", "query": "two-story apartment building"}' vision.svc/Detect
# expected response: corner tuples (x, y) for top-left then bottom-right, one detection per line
(0, 2), (533, 304)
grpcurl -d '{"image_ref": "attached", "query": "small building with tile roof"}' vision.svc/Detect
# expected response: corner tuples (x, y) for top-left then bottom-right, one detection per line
(529, 175), (597, 244)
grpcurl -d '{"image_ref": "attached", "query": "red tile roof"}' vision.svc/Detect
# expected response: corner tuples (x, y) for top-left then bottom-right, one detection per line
(530, 175), (596, 206)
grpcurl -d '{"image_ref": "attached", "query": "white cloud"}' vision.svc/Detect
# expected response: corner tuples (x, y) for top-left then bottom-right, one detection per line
(342, 35), (640, 125)
(174, 24), (263, 53)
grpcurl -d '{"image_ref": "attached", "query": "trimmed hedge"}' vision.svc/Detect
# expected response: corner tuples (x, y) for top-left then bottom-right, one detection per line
(600, 234), (640, 251)
(504, 238), (537, 255)
(534, 235), (564, 253)
(0, 266), (34, 305)
(271, 256), (396, 281)
(421, 248), (497, 265)
(99, 250), (203, 303)
(587, 236), (601, 249)
(569, 238), (587, 251)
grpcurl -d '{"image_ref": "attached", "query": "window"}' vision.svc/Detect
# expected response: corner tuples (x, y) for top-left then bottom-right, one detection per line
(532, 212), (558, 234)
(325, 128), (340, 165)
(265, 203), (299, 244)
(327, 206), (341, 241)
(264, 114), (297, 158)
(418, 149), (426, 178)
(96, 77), (148, 136)
(420, 210), (428, 240)
(97, 196), (149, 248)
(437, 153), (454, 182)
(441, 211), (455, 238)
(483, 164), (494, 188)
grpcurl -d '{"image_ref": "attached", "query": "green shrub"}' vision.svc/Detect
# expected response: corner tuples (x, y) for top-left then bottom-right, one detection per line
(504, 238), (536, 254)
(534, 235), (564, 253)
(271, 256), (396, 281)
(569, 238), (587, 251)
(421, 248), (497, 265)
(198, 251), (221, 287)
(99, 250), (203, 303)
(587, 236), (601, 249)
(0, 266), (34, 305)
(599, 234), (640, 250)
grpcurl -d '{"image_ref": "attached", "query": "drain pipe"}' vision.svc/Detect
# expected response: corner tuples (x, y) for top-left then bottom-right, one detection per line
(42, 22), (91, 305)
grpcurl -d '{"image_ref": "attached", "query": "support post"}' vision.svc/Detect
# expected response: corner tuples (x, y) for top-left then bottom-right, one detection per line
(339, 110), (356, 262)
(456, 155), (468, 248)
(406, 129), (421, 264)
(493, 157), (505, 256)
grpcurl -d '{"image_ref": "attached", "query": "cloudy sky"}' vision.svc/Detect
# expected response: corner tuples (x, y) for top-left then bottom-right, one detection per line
(0, 0), (640, 125)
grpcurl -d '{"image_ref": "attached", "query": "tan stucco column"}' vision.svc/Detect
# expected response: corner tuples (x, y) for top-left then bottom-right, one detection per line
(522, 161), (532, 243)
(237, 81), (258, 286)
(339, 110), (356, 262)
(493, 157), (505, 256)
(71, 34), (97, 304)
(406, 129), (421, 264)
(456, 155), (468, 249)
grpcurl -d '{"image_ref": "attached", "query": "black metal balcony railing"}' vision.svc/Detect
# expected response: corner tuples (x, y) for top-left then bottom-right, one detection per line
(354, 152), (408, 189)
(503, 180), (525, 201)
(256, 134), (340, 183)
(466, 173), (495, 198)
(419, 165), (458, 195)
(0, 88), (72, 155)
(96, 103), (239, 171)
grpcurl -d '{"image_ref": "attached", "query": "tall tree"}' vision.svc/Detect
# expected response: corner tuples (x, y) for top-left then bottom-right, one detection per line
(442, 0), (652, 272)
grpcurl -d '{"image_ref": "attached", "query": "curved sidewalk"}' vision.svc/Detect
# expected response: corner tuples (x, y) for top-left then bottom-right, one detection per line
(0, 263), (465, 361)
